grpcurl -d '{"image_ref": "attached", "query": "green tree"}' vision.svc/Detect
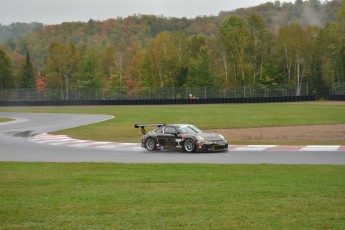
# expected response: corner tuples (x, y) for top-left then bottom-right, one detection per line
(218, 16), (252, 89)
(77, 49), (102, 89)
(0, 47), (14, 89)
(247, 14), (275, 85)
(141, 31), (188, 87)
(188, 46), (214, 87)
(16, 51), (35, 89)
(276, 24), (318, 95)
(318, 1), (345, 88)
(337, 0), (345, 22)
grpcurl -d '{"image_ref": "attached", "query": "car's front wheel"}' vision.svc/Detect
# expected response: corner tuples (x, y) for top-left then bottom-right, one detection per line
(183, 138), (196, 153)
(145, 137), (157, 151)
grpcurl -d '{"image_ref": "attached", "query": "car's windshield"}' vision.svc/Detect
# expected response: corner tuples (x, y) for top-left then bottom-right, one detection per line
(178, 125), (203, 134)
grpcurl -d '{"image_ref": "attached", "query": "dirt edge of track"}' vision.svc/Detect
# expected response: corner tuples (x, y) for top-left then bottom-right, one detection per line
(208, 101), (345, 144)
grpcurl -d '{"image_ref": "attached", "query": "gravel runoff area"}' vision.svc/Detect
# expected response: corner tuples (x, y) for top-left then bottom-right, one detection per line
(208, 101), (345, 144)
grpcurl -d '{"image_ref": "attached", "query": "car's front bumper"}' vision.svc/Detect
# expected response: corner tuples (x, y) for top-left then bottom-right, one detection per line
(196, 142), (228, 152)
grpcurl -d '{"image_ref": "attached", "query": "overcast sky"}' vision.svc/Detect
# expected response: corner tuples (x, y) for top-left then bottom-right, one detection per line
(0, 0), (295, 25)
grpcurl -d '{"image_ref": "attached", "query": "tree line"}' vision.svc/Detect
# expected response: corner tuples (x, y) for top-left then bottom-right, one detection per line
(0, 0), (344, 97)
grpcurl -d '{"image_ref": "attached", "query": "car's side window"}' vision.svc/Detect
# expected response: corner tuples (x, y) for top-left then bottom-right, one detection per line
(164, 126), (177, 134)
(155, 127), (163, 133)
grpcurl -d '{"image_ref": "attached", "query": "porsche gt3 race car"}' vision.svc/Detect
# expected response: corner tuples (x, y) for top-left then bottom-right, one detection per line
(135, 123), (228, 153)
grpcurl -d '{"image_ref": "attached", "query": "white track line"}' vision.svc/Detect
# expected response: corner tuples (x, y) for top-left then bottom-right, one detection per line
(300, 145), (340, 151)
(232, 145), (277, 151)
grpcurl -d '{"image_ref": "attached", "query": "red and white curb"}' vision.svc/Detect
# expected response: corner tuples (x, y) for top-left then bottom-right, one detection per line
(28, 133), (345, 152)
(28, 133), (142, 150)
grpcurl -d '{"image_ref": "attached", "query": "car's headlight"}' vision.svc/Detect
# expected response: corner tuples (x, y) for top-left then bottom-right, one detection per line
(196, 135), (205, 142)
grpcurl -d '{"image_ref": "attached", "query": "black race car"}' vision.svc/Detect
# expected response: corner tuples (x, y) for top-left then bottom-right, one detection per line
(135, 123), (228, 153)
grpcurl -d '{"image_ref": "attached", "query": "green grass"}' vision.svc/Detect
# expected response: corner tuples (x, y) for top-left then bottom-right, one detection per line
(0, 163), (344, 229)
(1, 103), (344, 144)
(0, 118), (13, 123)
(1, 105), (344, 228)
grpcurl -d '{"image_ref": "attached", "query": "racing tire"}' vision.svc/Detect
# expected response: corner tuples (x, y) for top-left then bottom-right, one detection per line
(145, 137), (157, 151)
(183, 138), (196, 153)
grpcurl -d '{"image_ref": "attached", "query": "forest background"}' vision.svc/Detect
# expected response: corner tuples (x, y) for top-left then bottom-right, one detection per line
(0, 0), (344, 98)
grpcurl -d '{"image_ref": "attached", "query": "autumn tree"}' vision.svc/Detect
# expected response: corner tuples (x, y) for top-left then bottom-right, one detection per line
(100, 45), (114, 88)
(1, 1), (344, 96)
(124, 42), (143, 93)
(35, 73), (48, 91)
(100, 44), (126, 89)
(0, 47), (14, 89)
(46, 42), (79, 99)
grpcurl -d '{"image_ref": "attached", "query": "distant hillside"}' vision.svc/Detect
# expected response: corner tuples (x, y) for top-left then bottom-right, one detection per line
(0, 0), (341, 45)
(220, 0), (342, 32)
(1, 0), (344, 97)
(0, 22), (44, 44)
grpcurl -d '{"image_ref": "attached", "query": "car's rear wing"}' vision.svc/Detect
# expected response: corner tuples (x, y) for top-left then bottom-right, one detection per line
(134, 123), (165, 135)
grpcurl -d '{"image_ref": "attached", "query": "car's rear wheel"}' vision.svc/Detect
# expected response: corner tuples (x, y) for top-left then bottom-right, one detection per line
(145, 137), (157, 151)
(183, 138), (196, 153)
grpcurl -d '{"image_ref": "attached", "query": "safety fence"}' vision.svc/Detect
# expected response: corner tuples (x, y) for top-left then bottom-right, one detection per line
(0, 96), (316, 106)
(329, 82), (345, 101)
(0, 85), (310, 102)
(330, 82), (345, 95)
(329, 95), (345, 100)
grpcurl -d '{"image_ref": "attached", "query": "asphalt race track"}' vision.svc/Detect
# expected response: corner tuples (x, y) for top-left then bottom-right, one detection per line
(1, 112), (345, 164)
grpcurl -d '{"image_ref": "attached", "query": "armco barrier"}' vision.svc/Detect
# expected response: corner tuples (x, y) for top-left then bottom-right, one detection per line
(0, 95), (316, 106)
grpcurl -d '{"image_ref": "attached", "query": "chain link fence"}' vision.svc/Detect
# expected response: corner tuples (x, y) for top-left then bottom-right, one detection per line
(0, 84), (310, 101)
(330, 82), (345, 95)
